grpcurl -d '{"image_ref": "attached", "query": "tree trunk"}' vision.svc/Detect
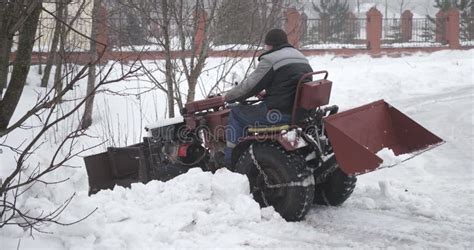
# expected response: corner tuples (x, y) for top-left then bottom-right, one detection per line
(186, 58), (206, 103)
(54, 4), (67, 96)
(41, 1), (64, 88)
(0, 1), (7, 97)
(186, 79), (197, 103)
(0, 31), (13, 99)
(81, 0), (101, 129)
(0, 2), (42, 130)
(186, 4), (210, 103)
(357, 0), (360, 16)
(162, 0), (175, 118)
(0, 2), (16, 99)
(399, 0), (405, 15)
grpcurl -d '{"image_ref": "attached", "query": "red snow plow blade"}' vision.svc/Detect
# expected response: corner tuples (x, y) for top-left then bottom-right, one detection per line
(324, 100), (443, 175)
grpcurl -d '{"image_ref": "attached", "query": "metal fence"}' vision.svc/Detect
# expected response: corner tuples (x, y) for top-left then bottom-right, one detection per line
(34, 16), (195, 52)
(301, 17), (474, 49)
(32, 15), (474, 54)
(381, 18), (447, 48)
(301, 18), (367, 49)
(460, 17), (474, 46)
(107, 16), (197, 50)
(107, 15), (285, 49)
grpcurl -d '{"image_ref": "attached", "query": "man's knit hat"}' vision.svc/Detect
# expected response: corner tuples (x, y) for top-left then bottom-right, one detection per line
(264, 29), (288, 46)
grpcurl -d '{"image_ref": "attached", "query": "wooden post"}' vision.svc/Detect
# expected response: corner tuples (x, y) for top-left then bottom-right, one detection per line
(446, 8), (460, 49)
(366, 7), (382, 53)
(401, 10), (413, 42)
(284, 8), (301, 48)
(194, 9), (208, 54)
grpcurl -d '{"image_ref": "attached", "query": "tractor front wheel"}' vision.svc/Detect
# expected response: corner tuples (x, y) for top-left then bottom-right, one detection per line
(234, 143), (314, 221)
(313, 157), (357, 206)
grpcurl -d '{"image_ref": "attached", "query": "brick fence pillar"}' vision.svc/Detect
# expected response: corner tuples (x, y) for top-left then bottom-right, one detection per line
(285, 8), (301, 48)
(435, 10), (447, 43)
(194, 9), (208, 54)
(96, 5), (108, 54)
(401, 10), (413, 42)
(366, 7), (382, 53)
(446, 8), (460, 49)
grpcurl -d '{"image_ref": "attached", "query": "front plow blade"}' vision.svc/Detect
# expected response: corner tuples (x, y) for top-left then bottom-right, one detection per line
(84, 144), (147, 195)
(324, 100), (443, 175)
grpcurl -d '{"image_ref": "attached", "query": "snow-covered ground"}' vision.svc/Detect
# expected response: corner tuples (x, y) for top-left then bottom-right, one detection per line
(1, 50), (473, 249)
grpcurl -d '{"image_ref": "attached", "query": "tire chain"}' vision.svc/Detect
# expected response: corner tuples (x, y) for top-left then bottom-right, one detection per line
(249, 144), (314, 190)
(315, 162), (338, 184)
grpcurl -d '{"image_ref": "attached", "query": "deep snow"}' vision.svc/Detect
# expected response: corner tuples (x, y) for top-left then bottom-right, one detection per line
(0, 50), (473, 249)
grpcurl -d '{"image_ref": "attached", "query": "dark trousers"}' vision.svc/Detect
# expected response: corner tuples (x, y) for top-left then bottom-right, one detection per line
(224, 102), (291, 166)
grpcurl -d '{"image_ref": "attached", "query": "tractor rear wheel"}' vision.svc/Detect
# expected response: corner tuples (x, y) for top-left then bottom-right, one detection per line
(313, 158), (357, 206)
(234, 143), (314, 221)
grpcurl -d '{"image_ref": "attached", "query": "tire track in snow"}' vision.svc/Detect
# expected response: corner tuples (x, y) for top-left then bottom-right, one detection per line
(305, 207), (473, 248)
(392, 85), (474, 161)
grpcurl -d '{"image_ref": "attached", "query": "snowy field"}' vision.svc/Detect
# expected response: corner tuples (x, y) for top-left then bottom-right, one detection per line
(1, 50), (473, 249)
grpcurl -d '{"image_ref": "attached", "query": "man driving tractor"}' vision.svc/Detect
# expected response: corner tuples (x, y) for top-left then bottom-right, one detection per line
(84, 29), (444, 222)
(222, 29), (313, 166)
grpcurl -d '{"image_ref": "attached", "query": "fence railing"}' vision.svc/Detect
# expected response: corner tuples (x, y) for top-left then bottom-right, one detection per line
(27, 8), (474, 57)
(381, 18), (447, 48)
(460, 17), (474, 46)
(107, 17), (198, 49)
(302, 18), (366, 49)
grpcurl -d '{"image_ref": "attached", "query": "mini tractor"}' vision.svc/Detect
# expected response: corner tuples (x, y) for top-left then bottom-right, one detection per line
(84, 71), (443, 221)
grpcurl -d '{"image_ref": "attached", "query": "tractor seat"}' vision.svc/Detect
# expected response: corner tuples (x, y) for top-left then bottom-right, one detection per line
(247, 124), (290, 134)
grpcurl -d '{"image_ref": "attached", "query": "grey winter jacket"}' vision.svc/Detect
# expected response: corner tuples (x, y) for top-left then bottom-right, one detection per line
(224, 44), (312, 114)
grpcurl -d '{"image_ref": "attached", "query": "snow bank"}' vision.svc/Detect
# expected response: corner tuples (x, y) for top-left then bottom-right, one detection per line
(1, 168), (286, 249)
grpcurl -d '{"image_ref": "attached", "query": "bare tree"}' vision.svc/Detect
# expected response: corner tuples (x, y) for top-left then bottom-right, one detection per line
(0, 1), (43, 130)
(397, 0), (412, 14)
(357, 0), (360, 15)
(53, 2), (68, 96)
(81, 0), (103, 129)
(0, 59), (140, 231)
(0, 1), (35, 100)
(0, 1), (19, 98)
(40, 0), (67, 88)
(110, 0), (211, 118)
(0, 0), (141, 232)
(49, 1), (88, 96)
(162, 0), (177, 117)
(108, 0), (287, 118)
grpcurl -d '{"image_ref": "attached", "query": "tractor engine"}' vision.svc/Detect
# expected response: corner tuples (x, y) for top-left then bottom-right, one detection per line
(144, 117), (209, 181)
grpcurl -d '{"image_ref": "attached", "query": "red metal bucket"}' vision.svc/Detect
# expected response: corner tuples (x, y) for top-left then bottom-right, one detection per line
(324, 100), (443, 175)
